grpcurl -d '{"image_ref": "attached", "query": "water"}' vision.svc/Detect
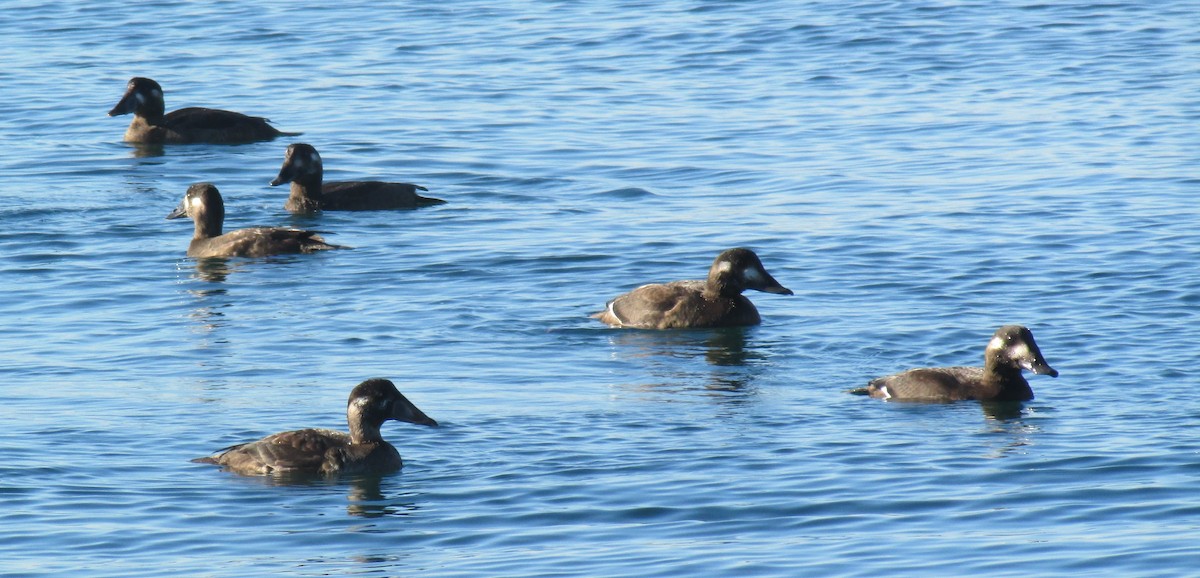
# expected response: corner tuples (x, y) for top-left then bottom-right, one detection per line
(2, 0), (1198, 575)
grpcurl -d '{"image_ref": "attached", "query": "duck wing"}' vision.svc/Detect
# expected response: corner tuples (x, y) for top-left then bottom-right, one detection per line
(599, 281), (702, 329)
(322, 181), (444, 210)
(867, 366), (983, 400)
(199, 428), (351, 475)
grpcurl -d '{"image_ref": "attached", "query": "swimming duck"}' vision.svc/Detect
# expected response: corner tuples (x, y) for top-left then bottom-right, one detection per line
(269, 143), (444, 212)
(166, 183), (344, 258)
(193, 378), (438, 476)
(860, 325), (1059, 401)
(593, 247), (793, 329)
(108, 77), (298, 144)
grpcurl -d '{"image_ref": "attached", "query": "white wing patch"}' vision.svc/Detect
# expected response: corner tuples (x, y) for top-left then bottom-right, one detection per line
(605, 299), (626, 326)
(879, 384), (892, 399)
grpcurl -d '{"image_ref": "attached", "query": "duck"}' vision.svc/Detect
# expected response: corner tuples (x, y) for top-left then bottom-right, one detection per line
(108, 77), (299, 144)
(858, 325), (1059, 402)
(269, 143), (444, 212)
(193, 379), (438, 476)
(166, 183), (345, 258)
(593, 247), (793, 329)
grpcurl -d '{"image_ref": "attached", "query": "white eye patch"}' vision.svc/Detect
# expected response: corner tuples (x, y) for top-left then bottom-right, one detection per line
(987, 335), (1005, 350)
(716, 260), (734, 274)
(1009, 341), (1032, 358)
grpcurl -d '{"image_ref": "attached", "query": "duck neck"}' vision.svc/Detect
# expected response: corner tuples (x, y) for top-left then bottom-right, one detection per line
(139, 100), (166, 126)
(347, 411), (384, 445)
(287, 173), (325, 212)
(194, 216), (220, 240)
(705, 276), (742, 299)
(983, 358), (1032, 399)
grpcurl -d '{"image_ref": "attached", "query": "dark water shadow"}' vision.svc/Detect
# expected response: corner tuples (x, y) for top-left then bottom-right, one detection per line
(604, 326), (767, 396)
(202, 467), (422, 518)
(191, 257), (237, 283)
(128, 143), (166, 158)
(846, 388), (1044, 457)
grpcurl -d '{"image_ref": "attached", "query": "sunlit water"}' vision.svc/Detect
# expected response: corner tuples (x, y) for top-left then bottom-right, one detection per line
(2, 1), (1199, 576)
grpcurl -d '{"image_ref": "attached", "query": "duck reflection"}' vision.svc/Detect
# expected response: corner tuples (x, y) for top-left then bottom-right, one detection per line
(344, 475), (422, 518)
(603, 326), (764, 396)
(217, 471), (421, 518)
(979, 401), (1042, 458)
(191, 257), (236, 283)
(129, 143), (165, 158)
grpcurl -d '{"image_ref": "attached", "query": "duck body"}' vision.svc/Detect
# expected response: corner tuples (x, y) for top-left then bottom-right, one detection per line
(109, 77), (298, 144)
(594, 248), (792, 329)
(194, 379), (438, 476)
(270, 143), (444, 212)
(199, 429), (402, 476)
(862, 325), (1058, 402)
(166, 183), (343, 258)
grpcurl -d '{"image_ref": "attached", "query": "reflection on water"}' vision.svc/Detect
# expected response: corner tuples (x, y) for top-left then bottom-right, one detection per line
(703, 327), (754, 367)
(980, 402), (1041, 459)
(192, 258), (235, 283)
(603, 327), (756, 365)
(980, 401), (1027, 422)
(206, 468), (420, 518)
(345, 475), (421, 519)
(603, 327), (766, 396)
(184, 260), (235, 334)
(128, 143), (165, 158)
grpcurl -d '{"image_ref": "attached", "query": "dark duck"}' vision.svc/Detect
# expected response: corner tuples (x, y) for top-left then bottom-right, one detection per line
(269, 143), (444, 212)
(193, 378), (438, 476)
(109, 77), (298, 144)
(167, 183), (344, 258)
(859, 325), (1059, 402)
(593, 248), (792, 329)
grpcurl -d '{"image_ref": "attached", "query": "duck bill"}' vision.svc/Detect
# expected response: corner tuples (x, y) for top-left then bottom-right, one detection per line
(108, 89), (138, 117)
(166, 203), (188, 220)
(394, 401), (438, 427)
(759, 283), (794, 295)
(753, 271), (793, 295)
(1021, 358), (1059, 378)
(268, 163), (294, 187)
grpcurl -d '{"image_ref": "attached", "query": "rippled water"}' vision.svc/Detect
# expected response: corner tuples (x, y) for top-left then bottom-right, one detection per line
(2, 0), (1199, 575)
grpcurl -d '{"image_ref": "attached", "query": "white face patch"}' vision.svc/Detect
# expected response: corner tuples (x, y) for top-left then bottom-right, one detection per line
(151, 88), (162, 99)
(292, 155), (305, 169)
(308, 151), (321, 166)
(135, 92), (146, 105)
(987, 335), (1005, 351)
(187, 193), (206, 213)
(715, 260), (734, 274)
(1010, 341), (1032, 359)
(743, 266), (765, 284)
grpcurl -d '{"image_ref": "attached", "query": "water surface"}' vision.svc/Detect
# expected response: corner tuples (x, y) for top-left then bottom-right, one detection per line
(1, 1), (1198, 576)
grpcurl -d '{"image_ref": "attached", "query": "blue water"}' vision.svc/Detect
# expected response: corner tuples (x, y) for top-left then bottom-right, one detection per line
(2, 0), (1199, 575)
